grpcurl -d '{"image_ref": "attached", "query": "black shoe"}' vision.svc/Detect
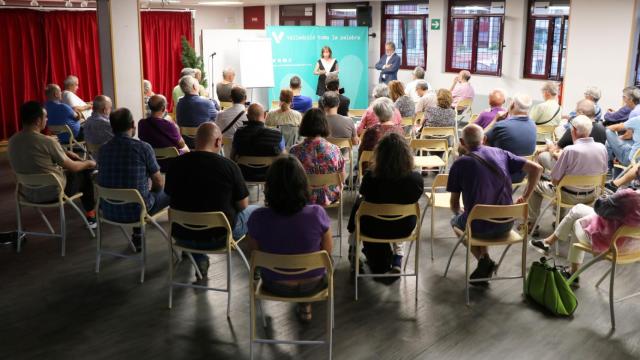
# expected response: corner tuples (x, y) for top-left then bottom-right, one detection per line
(131, 234), (142, 253)
(196, 258), (210, 279)
(605, 180), (619, 193)
(530, 239), (550, 255)
(470, 257), (495, 287)
(560, 268), (580, 288)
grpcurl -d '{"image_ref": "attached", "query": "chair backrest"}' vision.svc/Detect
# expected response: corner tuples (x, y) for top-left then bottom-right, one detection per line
(326, 137), (352, 150)
(415, 111), (424, 122)
(220, 101), (233, 110)
(536, 125), (556, 136)
(15, 172), (65, 201)
(410, 138), (449, 153)
(420, 126), (456, 139)
(401, 116), (415, 127)
(466, 203), (528, 237)
(355, 201), (421, 241)
(610, 225), (640, 255)
(48, 124), (76, 147)
(631, 148), (640, 165)
(154, 147), (180, 161)
(236, 155), (276, 169)
(180, 126), (198, 138)
(222, 137), (233, 146)
(456, 98), (473, 112)
(168, 209), (233, 244)
(96, 185), (147, 223)
(431, 173), (449, 191)
(556, 174), (606, 195)
(307, 172), (342, 188)
(250, 250), (333, 279)
(469, 114), (479, 123)
(348, 109), (367, 118)
(522, 154), (535, 161)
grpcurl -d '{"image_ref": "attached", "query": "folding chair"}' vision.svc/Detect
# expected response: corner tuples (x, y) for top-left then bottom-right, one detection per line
(308, 173), (344, 258)
(356, 150), (374, 190)
(468, 114), (479, 124)
(48, 124), (87, 159)
(221, 137), (233, 158)
(443, 203), (528, 305)
(179, 126), (198, 149)
(220, 101), (233, 110)
(326, 137), (354, 192)
(153, 147), (179, 174)
(410, 138), (448, 173)
(354, 201), (421, 301)
(613, 148), (640, 181)
(531, 174), (606, 256)
(455, 98), (473, 120)
(95, 185), (173, 283)
(236, 156), (277, 202)
(348, 109), (367, 119)
(536, 125), (557, 143)
(420, 126), (457, 158)
(15, 172), (96, 256)
(168, 209), (251, 315)
(249, 250), (334, 360)
(568, 225), (640, 329)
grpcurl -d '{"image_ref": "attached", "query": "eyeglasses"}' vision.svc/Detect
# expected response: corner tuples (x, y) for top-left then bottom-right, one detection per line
(568, 119), (576, 130)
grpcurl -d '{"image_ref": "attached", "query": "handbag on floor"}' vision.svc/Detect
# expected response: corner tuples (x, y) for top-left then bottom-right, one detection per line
(525, 257), (578, 317)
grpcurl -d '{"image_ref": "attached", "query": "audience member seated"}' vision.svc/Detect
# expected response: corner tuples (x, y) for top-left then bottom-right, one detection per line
(475, 89), (506, 129)
(290, 109), (345, 206)
(450, 70), (475, 109)
(448, 124), (542, 285)
(537, 100), (605, 171)
(97, 108), (169, 250)
(528, 115), (608, 234)
(323, 91), (359, 147)
(318, 73), (350, 117)
(193, 68), (209, 97)
(266, 89), (303, 127)
(530, 82), (562, 126)
(603, 86), (640, 125)
(44, 84), (82, 143)
(84, 95), (114, 151)
(389, 80), (416, 118)
(172, 67), (196, 111)
(347, 133), (424, 275)
(606, 163), (640, 192)
(61, 75), (92, 119)
(216, 86), (248, 139)
(486, 93), (537, 183)
(419, 89), (456, 135)
(565, 87), (602, 122)
(406, 66), (432, 104)
(143, 79), (154, 116)
(9, 101), (97, 226)
(290, 76), (313, 114)
(247, 155), (332, 323)
(606, 109), (640, 169)
(165, 122), (258, 278)
(414, 81), (437, 114)
(138, 95), (189, 172)
(176, 75), (218, 148)
(216, 67), (236, 103)
(359, 98), (404, 160)
(530, 189), (640, 287)
(231, 103), (285, 182)
(356, 84), (402, 136)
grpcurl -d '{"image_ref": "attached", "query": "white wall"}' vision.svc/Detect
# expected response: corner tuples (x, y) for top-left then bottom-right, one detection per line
(192, 6), (244, 54)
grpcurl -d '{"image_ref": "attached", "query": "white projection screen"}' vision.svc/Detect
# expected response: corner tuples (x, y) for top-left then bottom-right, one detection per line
(238, 38), (274, 89)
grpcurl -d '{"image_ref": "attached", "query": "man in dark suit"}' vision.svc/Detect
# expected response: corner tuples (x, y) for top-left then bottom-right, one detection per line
(375, 41), (401, 84)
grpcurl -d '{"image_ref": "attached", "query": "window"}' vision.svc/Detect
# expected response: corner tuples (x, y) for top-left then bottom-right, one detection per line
(634, 35), (640, 86)
(446, 1), (505, 76)
(326, 3), (368, 27)
(279, 4), (315, 26)
(381, 2), (429, 69)
(524, 0), (570, 80)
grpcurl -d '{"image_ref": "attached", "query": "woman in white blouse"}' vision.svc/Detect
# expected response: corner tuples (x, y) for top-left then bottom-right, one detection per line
(313, 46), (339, 97)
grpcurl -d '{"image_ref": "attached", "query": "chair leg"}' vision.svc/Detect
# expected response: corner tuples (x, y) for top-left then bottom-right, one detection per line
(16, 202), (23, 253)
(415, 239), (420, 303)
(444, 236), (464, 278)
(37, 208), (56, 235)
(595, 268), (613, 288)
(187, 252), (203, 279)
(609, 261), (617, 330)
(227, 250), (232, 318)
(327, 295), (333, 360)
(60, 205), (66, 257)
(403, 241), (414, 272)
(494, 244), (513, 275)
(95, 219), (102, 273)
(250, 294), (255, 360)
(140, 226), (146, 284)
(430, 205), (435, 261)
(355, 240), (360, 301)
(338, 201), (343, 258)
(169, 242), (174, 309)
(234, 244), (251, 272)
(465, 239), (471, 306)
(68, 200), (95, 237)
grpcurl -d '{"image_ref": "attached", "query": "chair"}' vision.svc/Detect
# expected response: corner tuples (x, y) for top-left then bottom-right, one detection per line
(308, 173), (344, 257)
(168, 209), (251, 315)
(443, 203), (528, 305)
(327, 137), (354, 192)
(48, 124), (87, 159)
(86, 142), (102, 159)
(401, 116), (416, 140)
(455, 98), (473, 121)
(512, 155), (535, 190)
(568, 225), (640, 329)
(153, 147), (180, 172)
(249, 250), (334, 360)
(531, 174), (606, 255)
(348, 109), (367, 118)
(277, 124), (300, 149)
(468, 114), (479, 124)
(180, 126), (198, 149)
(354, 201), (421, 301)
(220, 101), (233, 110)
(410, 138), (448, 173)
(420, 126), (457, 156)
(613, 148), (640, 179)
(15, 172), (96, 256)
(536, 125), (557, 143)
(94, 185), (173, 283)
(236, 156), (277, 202)
(221, 137), (233, 158)
(356, 150), (374, 190)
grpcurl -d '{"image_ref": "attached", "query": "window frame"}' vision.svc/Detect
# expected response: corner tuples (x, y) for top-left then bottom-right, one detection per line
(326, 2), (368, 27)
(634, 34), (640, 86)
(380, 1), (429, 70)
(523, 1), (569, 80)
(445, 0), (505, 76)
(279, 4), (316, 26)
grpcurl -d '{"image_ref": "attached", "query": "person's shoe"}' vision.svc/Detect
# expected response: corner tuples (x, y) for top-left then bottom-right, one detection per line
(560, 268), (580, 288)
(605, 180), (619, 193)
(530, 239), (550, 255)
(131, 234), (142, 253)
(390, 255), (403, 274)
(470, 257), (495, 287)
(196, 258), (210, 279)
(85, 210), (97, 230)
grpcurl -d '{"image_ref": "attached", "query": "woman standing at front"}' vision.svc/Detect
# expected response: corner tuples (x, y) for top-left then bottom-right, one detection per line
(314, 46), (339, 97)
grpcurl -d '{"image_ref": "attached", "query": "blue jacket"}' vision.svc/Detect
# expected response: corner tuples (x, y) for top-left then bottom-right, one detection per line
(375, 53), (401, 84)
(176, 94), (217, 128)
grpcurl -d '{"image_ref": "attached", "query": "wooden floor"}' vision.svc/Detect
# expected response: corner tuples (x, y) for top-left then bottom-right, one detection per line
(1, 155), (640, 360)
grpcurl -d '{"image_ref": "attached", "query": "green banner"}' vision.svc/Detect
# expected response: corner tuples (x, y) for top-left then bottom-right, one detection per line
(267, 26), (369, 109)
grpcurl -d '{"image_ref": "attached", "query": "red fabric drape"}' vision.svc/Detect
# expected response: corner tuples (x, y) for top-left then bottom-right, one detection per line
(44, 11), (102, 101)
(140, 11), (193, 113)
(0, 10), (46, 140)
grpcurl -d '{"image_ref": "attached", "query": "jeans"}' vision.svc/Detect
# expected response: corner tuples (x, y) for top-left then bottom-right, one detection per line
(176, 205), (259, 262)
(133, 190), (170, 236)
(606, 128), (633, 166)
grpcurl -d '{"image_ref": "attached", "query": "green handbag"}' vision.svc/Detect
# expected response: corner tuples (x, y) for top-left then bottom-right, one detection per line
(525, 257), (578, 317)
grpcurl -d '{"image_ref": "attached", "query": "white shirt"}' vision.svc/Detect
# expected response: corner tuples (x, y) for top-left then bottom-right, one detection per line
(320, 58), (336, 74)
(62, 90), (91, 119)
(406, 79), (433, 104)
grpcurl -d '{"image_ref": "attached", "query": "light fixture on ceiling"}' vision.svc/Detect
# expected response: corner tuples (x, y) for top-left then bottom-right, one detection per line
(80, 0), (88, 7)
(65, 0), (73, 7)
(198, 1), (243, 5)
(30, 0), (39, 6)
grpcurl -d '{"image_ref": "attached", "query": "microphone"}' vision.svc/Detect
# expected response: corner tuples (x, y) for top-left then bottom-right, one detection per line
(210, 52), (217, 58)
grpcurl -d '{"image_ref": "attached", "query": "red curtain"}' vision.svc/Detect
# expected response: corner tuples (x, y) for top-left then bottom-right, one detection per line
(141, 11), (193, 113)
(0, 10), (46, 140)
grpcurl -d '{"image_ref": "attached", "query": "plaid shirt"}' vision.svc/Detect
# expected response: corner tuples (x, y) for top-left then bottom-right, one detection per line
(97, 133), (159, 222)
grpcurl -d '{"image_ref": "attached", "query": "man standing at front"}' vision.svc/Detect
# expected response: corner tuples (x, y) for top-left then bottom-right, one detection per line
(375, 42), (401, 84)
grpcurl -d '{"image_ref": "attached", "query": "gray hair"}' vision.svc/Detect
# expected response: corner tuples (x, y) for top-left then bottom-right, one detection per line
(583, 87), (601, 102)
(575, 99), (596, 119)
(372, 83), (389, 99)
(180, 67), (196, 77)
(179, 75), (199, 94)
(624, 87), (640, 105)
(322, 91), (340, 109)
(45, 84), (61, 99)
(416, 81), (429, 91)
(385, 41), (396, 51)
(93, 95), (111, 112)
(143, 79), (152, 93)
(63, 75), (78, 89)
(541, 81), (559, 96)
(222, 67), (235, 79)
(462, 124), (484, 148)
(412, 67), (425, 80)
(372, 97), (395, 123)
(571, 115), (593, 138)
(511, 93), (533, 114)
(325, 72), (339, 85)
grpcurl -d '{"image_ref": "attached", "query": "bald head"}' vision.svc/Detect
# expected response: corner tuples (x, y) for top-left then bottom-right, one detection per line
(148, 95), (167, 115)
(459, 70), (471, 82)
(45, 84), (61, 100)
(195, 122), (222, 152)
(488, 89), (506, 108)
(93, 95), (112, 115)
(461, 124), (484, 149)
(247, 103), (265, 122)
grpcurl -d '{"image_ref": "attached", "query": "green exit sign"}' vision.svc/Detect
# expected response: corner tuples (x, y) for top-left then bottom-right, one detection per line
(431, 19), (441, 30)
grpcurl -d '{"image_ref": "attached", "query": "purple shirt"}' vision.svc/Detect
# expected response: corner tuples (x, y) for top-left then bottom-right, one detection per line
(248, 205), (330, 281)
(551, 137), (608, 191)
(138, 117), (182, 149)
(447, 145), (526, 234)
(475, 106), (505, 128)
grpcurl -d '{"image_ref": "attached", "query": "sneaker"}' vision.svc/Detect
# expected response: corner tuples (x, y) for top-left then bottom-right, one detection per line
(530, 239), (550, 255)
(605, 181), (619, 193)
(86, 216), (97, 230)
(560, 268), (580, 288)
(196, 258), (210, 279)
(390, 255), (403, 274)
(470, 256), (495, 287)
(131, 234), (142, 253)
